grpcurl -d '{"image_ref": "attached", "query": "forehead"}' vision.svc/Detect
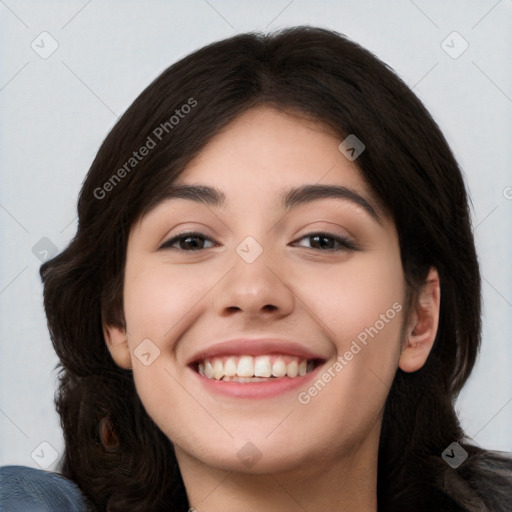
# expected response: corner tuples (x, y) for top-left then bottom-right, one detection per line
(175, 106), (376, 203)
(132, 106), (391, 231)
(174, 106), (384, 218)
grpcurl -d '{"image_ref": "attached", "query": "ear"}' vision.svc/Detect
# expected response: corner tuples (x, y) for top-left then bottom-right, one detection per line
(399, 268), (441, 373)
(103, 324), (132, 370)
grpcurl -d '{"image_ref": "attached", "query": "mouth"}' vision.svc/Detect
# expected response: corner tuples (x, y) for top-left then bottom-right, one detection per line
(186, 338), (328, 398)
(191, 354), (323, 382)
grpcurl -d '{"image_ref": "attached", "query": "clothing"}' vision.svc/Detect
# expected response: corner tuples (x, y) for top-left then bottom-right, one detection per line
(0, 465), (92, 512)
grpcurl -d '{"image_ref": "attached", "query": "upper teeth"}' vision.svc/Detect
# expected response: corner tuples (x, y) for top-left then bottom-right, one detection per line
(197, 355), (313, 380)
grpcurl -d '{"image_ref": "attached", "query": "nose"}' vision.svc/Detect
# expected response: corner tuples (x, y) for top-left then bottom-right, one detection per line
(213, 242), (296, 320)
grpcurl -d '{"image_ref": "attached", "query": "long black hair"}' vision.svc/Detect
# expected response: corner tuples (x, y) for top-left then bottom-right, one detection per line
(40, 26), (512, 511)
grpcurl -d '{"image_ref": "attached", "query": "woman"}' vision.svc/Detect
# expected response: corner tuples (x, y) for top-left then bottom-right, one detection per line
(1, 26), (511, 511)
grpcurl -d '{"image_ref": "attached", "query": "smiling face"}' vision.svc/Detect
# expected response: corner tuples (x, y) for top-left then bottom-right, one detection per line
(104, 106), (437, 478)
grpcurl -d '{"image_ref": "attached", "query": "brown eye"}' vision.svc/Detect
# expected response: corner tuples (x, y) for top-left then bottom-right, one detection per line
(292, 232), (359, 252)
(159, 232), (216, 251)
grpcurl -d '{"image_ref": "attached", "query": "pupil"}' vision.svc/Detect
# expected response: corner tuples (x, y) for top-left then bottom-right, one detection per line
(312, 235), (333, 249)
(183, 236), (202, 250)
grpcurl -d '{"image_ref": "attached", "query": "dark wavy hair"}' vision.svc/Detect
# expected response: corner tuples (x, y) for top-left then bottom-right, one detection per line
(40, 26), (512, 511)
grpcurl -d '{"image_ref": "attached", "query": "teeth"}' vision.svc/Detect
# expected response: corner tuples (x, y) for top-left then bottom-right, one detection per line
(272, 359), (286, 378)
(196, 355), (316, 380)
(237, 356), (254, 378)
(254, 356), (272, 377)
(204, 361), (213, 379)
(224, 357), (237, 377)
(212, 359), (223, 380)
(287, 360), (298, 378)
(222, 376), (271, 383)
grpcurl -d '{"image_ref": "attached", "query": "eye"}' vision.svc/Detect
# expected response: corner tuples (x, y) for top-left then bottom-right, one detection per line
(291, 232), (359, 252)
(159, 231), (217, 251)
(159, 231), (359, 253)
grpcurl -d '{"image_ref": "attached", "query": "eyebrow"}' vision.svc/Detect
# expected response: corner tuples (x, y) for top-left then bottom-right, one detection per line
(165, 183), (382, 224)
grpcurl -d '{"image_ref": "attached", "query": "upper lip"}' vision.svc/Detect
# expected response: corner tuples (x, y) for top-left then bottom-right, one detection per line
(187, 338), (327, 365)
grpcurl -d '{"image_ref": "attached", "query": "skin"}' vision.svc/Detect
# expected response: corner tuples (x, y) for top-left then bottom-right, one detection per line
(105, 106), (440, 512)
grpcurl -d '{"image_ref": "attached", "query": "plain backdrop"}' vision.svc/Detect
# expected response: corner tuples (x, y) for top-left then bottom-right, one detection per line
(1, 0), (511, 470)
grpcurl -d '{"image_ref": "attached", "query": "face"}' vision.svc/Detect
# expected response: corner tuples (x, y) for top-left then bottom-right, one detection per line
(106, 106), (414, 475)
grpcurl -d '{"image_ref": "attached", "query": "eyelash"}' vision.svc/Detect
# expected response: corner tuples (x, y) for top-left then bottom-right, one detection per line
(159, 231), (359, 253)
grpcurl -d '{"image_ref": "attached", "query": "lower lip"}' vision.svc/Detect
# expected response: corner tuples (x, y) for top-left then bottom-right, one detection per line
(190, 363), (324, 399)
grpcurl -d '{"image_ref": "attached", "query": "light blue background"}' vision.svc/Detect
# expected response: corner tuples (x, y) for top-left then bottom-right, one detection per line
(1, 0), (511, 469)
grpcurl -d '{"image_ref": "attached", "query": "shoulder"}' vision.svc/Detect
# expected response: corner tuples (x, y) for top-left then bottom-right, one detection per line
(0, 465), (93, 512)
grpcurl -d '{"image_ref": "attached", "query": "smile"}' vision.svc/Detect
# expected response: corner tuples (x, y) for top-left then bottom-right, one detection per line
(195, 355), (318, 381)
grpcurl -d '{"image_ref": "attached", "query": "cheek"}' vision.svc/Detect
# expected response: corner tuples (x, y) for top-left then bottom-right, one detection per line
(295, 251), (405, 342)
(122, 263), (200, 433)
(123, 263), (209, 339)
(297, 257), (404, 439)
(121, 262), (221, 425)
(295, 250), (405, 402)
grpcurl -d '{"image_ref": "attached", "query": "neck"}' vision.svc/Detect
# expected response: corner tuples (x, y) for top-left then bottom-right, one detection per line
(175, 431), (379, 512)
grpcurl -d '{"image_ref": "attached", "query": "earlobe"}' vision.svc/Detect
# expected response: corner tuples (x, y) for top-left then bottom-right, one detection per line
(399, 268), (441, 373)
(103, 324), (132, 370)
